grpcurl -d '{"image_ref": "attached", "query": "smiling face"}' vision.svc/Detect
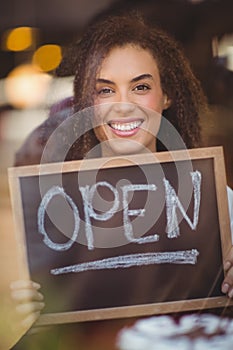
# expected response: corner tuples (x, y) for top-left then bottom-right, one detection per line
(93, 45), (171, 157)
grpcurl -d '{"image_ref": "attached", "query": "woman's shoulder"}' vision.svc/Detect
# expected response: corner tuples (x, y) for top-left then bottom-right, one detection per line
(14, 98), (74, 167)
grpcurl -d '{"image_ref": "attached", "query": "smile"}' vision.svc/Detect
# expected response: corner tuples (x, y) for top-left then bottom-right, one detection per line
(108, 120), (143, 132)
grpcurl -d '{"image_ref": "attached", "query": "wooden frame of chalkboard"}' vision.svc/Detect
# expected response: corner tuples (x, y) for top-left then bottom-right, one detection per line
(8, 146), (233, 326)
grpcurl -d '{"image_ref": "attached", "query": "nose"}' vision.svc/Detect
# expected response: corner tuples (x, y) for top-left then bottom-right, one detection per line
(113, 101), (136, 114)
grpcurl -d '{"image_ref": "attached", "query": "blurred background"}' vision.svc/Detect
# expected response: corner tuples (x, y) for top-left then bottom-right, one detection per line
(0, 0), (233, 346)
(1, 0), (233, 183)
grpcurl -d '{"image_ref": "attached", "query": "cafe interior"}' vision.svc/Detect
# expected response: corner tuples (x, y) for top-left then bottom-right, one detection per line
(1, 0), (233, 349)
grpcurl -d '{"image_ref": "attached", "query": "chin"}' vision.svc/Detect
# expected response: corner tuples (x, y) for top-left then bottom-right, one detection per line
(101, 137), (156, 157)
(107, 142), (151, 157)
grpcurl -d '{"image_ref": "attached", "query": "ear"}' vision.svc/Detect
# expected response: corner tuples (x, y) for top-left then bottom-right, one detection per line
(163, 94), (172, 110)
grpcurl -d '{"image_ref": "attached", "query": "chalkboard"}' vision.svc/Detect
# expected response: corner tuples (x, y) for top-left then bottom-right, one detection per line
(8, 147), (233, 326)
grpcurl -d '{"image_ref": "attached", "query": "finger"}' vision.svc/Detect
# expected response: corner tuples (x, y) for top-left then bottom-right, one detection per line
(11, 289), (44, 303)
(224, 261), (232, 272)
(16, 302), (45, 315)
(222, 282), (230, 295)
(222, 266), (233, 297)
(228, 287), (233, 299)
(224, 247), (233, 271)
(21, 311), (41, 330)
(10, 280), (41, 290)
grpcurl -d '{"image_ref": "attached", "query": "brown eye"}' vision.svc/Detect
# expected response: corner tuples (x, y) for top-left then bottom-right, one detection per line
(133, 84), (151, 92)
(98, 87), (114, 95)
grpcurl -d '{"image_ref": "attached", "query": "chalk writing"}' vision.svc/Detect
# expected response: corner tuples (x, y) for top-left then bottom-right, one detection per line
(38, 186), (80, 251)
(51, 249), (199, 275)
(38, 171), (202, 253)
(80, 181), (120, 250)
(122, 184), (159, 244)
(164, 170), (201, 238)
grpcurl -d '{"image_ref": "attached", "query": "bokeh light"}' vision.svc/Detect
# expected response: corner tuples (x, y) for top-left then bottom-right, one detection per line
(33, 44), (62, 72)
(217, 34), (233, 71)
(4, 64), (52, 109)
(3, 27), (36, 51)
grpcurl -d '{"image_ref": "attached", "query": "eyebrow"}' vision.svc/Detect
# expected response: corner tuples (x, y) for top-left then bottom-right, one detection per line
(96, 78), (114, 85)
(131, 74), (153, 83)
(96, 74), (153, 85)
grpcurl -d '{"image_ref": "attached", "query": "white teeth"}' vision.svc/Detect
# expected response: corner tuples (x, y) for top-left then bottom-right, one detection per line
(110, 120), (142, 131)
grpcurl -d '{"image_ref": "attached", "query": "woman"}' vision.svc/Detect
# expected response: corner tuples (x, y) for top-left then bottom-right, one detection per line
(10, 12), (233, 349)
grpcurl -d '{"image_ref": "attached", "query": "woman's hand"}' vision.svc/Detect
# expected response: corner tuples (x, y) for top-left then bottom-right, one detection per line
(1, 280), (45, 349)
(222, 246), (233, 298)
(10, 280), (45, 330)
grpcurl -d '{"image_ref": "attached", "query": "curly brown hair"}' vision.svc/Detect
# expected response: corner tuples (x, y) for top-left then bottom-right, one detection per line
(57, 12), (207, 159)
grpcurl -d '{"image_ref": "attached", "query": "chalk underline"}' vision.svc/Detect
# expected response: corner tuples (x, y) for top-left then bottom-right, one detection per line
(50, 249), (199, 275)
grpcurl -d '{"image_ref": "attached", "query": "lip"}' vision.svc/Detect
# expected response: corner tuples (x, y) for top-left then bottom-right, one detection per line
(107, 118), (144, 137)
